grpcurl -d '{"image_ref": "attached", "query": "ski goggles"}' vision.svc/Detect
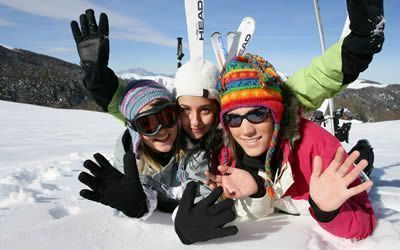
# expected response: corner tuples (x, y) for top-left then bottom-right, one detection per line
(127, 102), (178, 136)
(223, 107), (271, 128)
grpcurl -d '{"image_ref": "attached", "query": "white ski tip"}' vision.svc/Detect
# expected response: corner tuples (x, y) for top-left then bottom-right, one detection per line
(241, 16), (256, 25)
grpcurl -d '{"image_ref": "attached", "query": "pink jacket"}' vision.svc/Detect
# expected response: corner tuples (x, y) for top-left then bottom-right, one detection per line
(218, 118), (376, 239)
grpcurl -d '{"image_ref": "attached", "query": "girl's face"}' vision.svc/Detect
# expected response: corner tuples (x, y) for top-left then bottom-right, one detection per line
(178, 96), (217, 140)
(138, 101), (178, 153)
(226, 107), (274, 157)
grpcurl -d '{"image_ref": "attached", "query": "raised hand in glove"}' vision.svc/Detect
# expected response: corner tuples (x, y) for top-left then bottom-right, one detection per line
(71, 9), (109, 74)
(70, 9), (117, 110)
(342, 0), (384, 84)
(78, 152), (148, 218)
(174, 182), (238, 245)
(346, 0), (384, 53)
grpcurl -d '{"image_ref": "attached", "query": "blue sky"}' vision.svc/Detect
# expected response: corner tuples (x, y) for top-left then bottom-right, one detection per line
(0, 0), (398, 83)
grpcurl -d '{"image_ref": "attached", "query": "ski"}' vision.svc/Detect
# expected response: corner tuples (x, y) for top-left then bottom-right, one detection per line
(313, 0), (336, 134)
(226, 31), (237, 53)
(210, 32), (228, 69)
(226, 17), (256, 61)
(340, 15), (351, 39)
(184, 0), (205, 59)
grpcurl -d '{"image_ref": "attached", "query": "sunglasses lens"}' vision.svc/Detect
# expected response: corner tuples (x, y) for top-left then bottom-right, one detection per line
(247, 108), (270, 123)
(225, 108), (271, 128)
(225, 114), (242, 128)
(136, 114), (161, 135)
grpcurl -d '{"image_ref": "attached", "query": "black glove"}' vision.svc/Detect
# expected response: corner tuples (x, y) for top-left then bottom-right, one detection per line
(71, 9), (118, 110)
(342, 0), (384, 84)
(174, 182), (238, 245)
(347, 0), (384, 53)
(157, 198), (180, 213)
(78, 152), (148, 218)
(71, 9), (109, 75)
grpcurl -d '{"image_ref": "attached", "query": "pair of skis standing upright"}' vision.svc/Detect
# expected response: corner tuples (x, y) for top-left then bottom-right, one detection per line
(180, 0), (255, 70)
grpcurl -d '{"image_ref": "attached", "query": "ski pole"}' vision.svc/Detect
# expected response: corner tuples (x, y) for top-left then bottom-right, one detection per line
(177, 37), (184, 68)
(312, 0), (335, 135)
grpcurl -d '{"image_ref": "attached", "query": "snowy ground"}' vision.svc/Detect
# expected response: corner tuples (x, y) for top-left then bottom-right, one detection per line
(0, 100), (399, 250)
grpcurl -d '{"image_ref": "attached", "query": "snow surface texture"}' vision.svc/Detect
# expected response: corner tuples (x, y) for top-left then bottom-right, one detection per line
(0, 100), (399, 250)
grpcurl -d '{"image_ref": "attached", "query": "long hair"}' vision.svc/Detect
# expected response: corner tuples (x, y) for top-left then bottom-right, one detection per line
(138, 130), (186, 173)
(224, 129), (240, 163)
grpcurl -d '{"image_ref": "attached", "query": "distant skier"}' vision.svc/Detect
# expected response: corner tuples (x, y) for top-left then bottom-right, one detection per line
(311, 110), (326, 126)
(333, 108), (352, 143)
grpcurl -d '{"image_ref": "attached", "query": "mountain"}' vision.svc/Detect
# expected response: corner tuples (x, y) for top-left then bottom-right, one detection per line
(117, 67), (174, 78)
(333, 83), (400, 122)
(0, 45), (100, 111)
(117, 69), (175, 91)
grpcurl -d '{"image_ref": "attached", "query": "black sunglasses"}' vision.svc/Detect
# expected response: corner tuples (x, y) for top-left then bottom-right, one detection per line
(223, 107), (271, 128)
(127, 102), (178, 136)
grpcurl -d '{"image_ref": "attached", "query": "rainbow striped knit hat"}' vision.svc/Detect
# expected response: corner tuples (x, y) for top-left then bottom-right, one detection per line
(215, 54), (284, 197)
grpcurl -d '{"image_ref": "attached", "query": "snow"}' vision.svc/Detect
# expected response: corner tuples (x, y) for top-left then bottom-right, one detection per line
(118, 72), (175, 91)
(0, 44), (15, 50)
(372, 16), (385, 36)
(347, 79), (388, 89)
(0, 100), (399, 249)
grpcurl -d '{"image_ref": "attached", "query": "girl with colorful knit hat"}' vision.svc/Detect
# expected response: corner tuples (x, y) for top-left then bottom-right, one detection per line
(204, 53), (375, 239)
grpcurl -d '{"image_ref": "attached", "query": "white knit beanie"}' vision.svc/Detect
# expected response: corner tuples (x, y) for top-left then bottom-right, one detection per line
(174, 57), (220, 102)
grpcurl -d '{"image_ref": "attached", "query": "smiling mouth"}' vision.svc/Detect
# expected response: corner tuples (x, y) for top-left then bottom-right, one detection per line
(242, 137), (261, 145)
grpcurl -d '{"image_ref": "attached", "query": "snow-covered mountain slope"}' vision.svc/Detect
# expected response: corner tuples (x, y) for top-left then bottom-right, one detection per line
(118, 69), (175, 92)
(347, 79), (389, 89)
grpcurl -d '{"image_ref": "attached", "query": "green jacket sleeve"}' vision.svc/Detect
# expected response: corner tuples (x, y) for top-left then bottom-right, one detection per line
(286, 0), (385, 112)
(107, 79), (126, 123)
(285, 39), (346, 111)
